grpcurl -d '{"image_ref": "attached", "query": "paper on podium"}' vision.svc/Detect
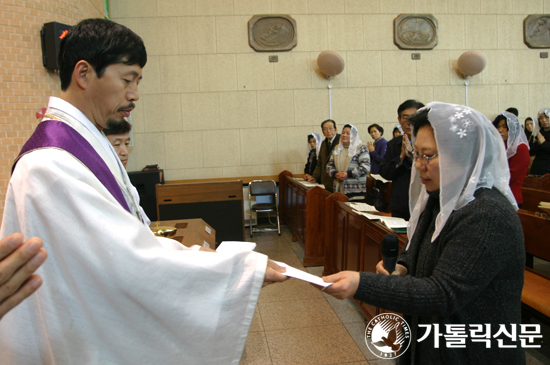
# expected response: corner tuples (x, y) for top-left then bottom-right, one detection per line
(274, 261), (332, 288)
(370, 174), (390, 183)
(216, 241), (256, 254)
(300, 181), (325, 189)
(349, 202), (378, 212)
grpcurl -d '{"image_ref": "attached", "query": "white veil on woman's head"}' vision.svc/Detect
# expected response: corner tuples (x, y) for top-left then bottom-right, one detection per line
(395, 123), (404, 134)
(525, 116), (539, 138)
(333, 124), (363, 158)
(308, 132), (322, 158)
(538, 108), (550, 119)
(406, 102), (517, 247)
(499, 111), (530, 158)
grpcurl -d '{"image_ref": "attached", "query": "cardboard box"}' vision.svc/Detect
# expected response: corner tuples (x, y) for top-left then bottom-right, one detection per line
(150, 219), (216, 249)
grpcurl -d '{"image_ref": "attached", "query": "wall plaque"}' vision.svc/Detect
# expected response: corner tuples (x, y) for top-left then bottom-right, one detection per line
(248, 15), (297, 52)
(525, 15), (550, 48)
(394, 14), (438, 50)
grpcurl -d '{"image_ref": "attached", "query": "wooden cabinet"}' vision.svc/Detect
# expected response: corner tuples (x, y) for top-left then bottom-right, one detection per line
(155, 180), (245, 243)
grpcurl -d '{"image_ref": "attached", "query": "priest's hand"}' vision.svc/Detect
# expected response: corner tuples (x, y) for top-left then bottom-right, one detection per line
(304, 174), (316, 182)
(263, 259), (288, 287)
(199, 246), (216, 252)
(0, 233), (47, 320)
(321, 271), (360, 300)
(375, 260), (408, 276)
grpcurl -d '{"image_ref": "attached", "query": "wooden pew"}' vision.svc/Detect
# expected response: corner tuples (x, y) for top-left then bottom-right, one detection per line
(521, 187), (550, 213)
(523, 173), (550, 191)
(278, 170), (336, 266)
(517, 209), (550, 324)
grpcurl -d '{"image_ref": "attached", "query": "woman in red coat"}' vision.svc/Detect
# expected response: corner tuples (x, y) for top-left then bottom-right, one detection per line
(493, 112), (530, 206)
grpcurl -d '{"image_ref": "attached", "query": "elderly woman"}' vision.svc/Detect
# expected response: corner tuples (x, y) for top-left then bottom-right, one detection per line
(323, 102), (525, 364)
(493, 112), (530, 206)
(304, 133), (321, 176)
(530, 108), (550, 176)
(326, 124), (370, 201)
(367, 123), (388, 174)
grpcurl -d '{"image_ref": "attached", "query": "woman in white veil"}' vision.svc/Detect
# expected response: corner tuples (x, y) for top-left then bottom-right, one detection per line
(304, 133), (322, 175)
(323, 102), (525, 364)
(492, 112), (530, 206)
(326, 124), (370, 201)
(530, 108), (550, 176)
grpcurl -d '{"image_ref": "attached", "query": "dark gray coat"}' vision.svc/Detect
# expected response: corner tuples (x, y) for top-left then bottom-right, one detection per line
(355, 188), (525, 365)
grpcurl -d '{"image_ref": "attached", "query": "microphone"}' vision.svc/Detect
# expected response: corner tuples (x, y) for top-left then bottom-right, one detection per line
(381, 234), (399, 274)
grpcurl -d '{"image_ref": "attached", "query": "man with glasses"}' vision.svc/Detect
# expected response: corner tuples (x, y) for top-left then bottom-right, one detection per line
(305, 119), (340, 193)
(380, 100), (425, 220)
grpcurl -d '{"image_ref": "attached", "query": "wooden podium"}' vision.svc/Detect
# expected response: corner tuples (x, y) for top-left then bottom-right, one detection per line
(279, 171), (344, 266)
(323, 197), (406, 321)
(155, 180), (245, 243)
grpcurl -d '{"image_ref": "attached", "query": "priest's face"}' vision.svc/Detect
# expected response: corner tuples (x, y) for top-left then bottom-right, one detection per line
(107, 132), (131, 168)
(87, 63), (142, 130)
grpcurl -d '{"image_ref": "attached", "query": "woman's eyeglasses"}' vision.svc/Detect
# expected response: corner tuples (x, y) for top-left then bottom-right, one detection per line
(412, 151), (438, 167)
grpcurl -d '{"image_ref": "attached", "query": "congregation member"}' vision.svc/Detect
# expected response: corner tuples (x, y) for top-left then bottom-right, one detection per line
(493, 112), (530, 206)
(380, 100), (425, 220)
(392, 124), (403, 139)
(530, 108), (550, 176)
(326, 124), (370, 201)
(506, 107), (519, 117)
(104, 120), (150, 225)
(323, 102), (525, 365)
(524, 117), (538, 145)
(304, 133), (321, 175)
(366, 123), (387, 174)
(0, 18), (287, 364)
(0, 234), (46, 320)
(304, 119), (341, 193)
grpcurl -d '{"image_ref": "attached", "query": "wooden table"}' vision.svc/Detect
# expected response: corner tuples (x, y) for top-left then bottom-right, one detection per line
(323, 196), (407, 321)
(279, 170), (345, 266)
(155, 180), (245, 242)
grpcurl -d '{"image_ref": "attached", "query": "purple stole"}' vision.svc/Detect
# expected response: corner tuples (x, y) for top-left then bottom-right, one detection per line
(13, 120), (131, 213)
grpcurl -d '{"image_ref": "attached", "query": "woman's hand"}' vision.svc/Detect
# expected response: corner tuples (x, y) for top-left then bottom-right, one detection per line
(322, 271), (360, 299)
(375, 260), (408, 276)
(537, 132), (546, 144)
(367, 142), (375, 153)
(335, 171), (347, 181)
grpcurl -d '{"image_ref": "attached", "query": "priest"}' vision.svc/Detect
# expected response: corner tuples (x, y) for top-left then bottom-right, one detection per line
(0, 18), (287, 364)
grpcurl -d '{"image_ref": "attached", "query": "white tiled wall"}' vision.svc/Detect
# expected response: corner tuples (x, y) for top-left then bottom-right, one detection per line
(111, 0), (550, 179)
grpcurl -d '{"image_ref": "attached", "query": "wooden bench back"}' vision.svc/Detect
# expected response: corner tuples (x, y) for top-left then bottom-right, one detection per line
(523, 173), (550, 191)
(517, 210), (550, 261)
(521, 187), (550, 213)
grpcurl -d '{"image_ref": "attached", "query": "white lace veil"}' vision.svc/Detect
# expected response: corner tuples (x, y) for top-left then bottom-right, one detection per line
(538, 108), (550, 119)
(500, 111), (529, 158)
(406, 102), (517, 247)
(537, 108), (550, 131)
(395, 123), (404, 134)
(333, 124), (363, 158)
(308, 132), (322, 158)
(525, 116), (539, 139)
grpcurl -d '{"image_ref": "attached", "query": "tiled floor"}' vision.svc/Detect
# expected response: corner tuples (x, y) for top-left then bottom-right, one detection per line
(240, 224), (550, 365)
(240, 225), (396, 365)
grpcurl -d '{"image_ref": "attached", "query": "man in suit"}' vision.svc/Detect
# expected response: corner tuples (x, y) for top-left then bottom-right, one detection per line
(380, 100), (425, 220)
(305, 119), (340, 193)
